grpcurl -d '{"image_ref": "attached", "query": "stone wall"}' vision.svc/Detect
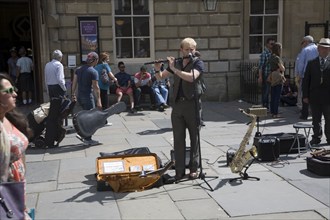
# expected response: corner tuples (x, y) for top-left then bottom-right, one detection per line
(40, 0), (329, 103)
(153, 0), (243, 101)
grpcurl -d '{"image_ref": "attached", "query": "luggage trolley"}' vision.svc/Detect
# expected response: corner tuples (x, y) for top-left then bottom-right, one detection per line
(27, 97), (75, 148)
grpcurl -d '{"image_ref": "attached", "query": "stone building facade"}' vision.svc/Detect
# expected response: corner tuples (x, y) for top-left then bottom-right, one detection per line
(0, 0), (329, 103)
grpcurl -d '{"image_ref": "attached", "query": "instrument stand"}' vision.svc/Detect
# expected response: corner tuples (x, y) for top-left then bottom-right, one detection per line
(191, 65), (218, 192)
(229, 155), (260, 182)
(255, 116), (262, 137)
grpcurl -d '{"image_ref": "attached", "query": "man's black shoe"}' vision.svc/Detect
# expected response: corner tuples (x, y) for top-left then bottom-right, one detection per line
(158, 104), (165, 112)
(299, 115), (308, 120)
(310, 138), (321, 145)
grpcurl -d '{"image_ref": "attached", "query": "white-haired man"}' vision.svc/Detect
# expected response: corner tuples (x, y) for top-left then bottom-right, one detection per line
(44, 49), (67, 99)
(296, 35), (318, 120)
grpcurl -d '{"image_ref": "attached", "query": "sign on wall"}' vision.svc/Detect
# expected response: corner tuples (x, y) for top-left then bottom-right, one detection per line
(78, 17), (100, 63)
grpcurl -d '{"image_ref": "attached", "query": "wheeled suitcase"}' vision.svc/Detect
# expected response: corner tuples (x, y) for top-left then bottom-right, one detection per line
(96, 153), (162, 192)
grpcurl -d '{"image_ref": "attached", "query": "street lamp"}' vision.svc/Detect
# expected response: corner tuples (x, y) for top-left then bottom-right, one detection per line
(203, 0), (218, 11)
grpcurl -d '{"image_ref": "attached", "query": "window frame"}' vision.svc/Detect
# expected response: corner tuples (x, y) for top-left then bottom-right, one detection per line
(248, 0), (283, 60)
(112, 0), (154, 64)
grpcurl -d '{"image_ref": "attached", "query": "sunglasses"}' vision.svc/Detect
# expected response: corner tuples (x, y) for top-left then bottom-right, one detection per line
(0, 86), (18, 94)
(119, 66), (125, 68)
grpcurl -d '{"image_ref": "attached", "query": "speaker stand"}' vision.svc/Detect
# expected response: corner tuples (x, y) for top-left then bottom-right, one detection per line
(255, 116), (262, 137)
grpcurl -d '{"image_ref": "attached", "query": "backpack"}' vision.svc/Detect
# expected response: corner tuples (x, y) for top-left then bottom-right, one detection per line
(101, 64), (109, 84)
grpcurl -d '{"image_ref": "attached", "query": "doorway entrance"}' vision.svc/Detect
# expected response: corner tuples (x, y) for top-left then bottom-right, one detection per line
(0, 0), (42, 104)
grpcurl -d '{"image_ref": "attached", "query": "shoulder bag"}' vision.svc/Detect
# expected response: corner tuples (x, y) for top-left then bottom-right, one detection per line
(0, 181), (25, 220)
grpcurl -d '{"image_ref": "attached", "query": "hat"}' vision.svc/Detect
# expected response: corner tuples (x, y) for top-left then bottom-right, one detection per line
(86, 52), (99, 64)
(318, 38), (330, 47)
(52, 49), (63, 60)
(303, 35), (314, 43)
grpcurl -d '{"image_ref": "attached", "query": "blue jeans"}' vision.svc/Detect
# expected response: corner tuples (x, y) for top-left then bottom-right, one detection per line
(270, 84), (282, 115)
(262, 79), (270, 109)
(77, 94), (95, 140)
(153, 85), (168, 106)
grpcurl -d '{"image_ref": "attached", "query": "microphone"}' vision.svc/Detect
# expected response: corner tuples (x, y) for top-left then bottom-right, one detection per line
(144, 51), (201, 65)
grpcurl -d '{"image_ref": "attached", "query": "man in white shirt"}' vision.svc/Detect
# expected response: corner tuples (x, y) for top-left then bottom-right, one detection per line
(44, 50), (67, 100)
(296, 35), (318, 119)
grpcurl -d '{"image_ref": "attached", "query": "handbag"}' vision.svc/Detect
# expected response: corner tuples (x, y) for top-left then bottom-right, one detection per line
(0, 181), (25, 220)
(269, 70), (286, 86)
(101, 64), (110, 84)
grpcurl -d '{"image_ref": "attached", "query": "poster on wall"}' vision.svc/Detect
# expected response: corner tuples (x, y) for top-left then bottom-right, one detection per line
(78, 17), (99, 63)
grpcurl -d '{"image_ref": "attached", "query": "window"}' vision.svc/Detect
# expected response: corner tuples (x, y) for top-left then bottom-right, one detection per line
(113, 0), (153, 61)
(249, 0), (280, 55)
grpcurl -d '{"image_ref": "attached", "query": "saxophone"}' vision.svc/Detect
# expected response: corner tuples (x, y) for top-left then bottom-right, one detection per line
(230, 109), (258, 173)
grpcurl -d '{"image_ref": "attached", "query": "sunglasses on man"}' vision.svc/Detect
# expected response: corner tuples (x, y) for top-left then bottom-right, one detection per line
(0, 86), (18, 94)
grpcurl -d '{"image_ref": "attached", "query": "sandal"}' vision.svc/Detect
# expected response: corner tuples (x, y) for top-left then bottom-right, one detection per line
(189, 172), (199, 179)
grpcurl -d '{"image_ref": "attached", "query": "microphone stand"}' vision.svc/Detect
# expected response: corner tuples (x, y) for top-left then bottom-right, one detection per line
(191, 61), (218, 192)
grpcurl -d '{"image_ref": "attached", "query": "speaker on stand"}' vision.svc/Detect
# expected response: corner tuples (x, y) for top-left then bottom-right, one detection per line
(246, 106), (267, 137)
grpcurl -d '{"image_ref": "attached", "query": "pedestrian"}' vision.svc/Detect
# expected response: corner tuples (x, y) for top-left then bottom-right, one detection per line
(154, 37), (205, 180)
(0, 73), (33, 219)
(258, 37), (275, 110)
(303, 38), (330, 146)
(114, 62), (135, 113)
(94, 52), (117, 110)
(296, 35), (318, 120)
(44, 49), (67, 100)
(268, 42), (285, 118)
(7, 47), (18, 82)
(16, 46), (34, 105)
(133, 65), (155, 110)
(71, 52), (102, 145)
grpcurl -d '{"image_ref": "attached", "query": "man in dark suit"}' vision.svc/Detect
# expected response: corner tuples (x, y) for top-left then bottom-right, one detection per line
(303, 38), (330, 145)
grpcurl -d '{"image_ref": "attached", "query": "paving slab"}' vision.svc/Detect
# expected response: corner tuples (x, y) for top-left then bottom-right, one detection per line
(36, 187), (121, 220)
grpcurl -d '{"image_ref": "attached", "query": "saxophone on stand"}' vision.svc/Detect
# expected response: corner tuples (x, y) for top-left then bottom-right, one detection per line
(229, 109), (259, 179)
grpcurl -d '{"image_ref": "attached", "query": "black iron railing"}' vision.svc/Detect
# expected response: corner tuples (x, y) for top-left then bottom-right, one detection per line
(239, 61), (295, 104)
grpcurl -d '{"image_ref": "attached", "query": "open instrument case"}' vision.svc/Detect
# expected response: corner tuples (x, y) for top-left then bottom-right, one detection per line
(96, 153), (161, 192)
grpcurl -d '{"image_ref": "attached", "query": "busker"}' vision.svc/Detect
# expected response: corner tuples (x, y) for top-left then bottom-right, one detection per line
(154, 37), (205, 180)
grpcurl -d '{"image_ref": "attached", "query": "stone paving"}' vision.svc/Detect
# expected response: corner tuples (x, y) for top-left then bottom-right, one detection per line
(21, 101), (330, 219)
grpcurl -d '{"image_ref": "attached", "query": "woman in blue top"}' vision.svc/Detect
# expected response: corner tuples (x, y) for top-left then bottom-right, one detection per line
(94, 52), (117, 110)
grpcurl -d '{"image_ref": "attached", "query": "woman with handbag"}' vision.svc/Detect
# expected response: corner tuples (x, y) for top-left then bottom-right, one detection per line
(268, 42), (286, 118)
(0, 73), (33, 219)
(94, 52), (117, 110)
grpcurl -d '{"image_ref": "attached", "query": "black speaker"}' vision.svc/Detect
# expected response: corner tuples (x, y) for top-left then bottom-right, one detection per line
(254, 133), (306, 154)
(170, 147), (190, 168)
(257, 136), (280, 161)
